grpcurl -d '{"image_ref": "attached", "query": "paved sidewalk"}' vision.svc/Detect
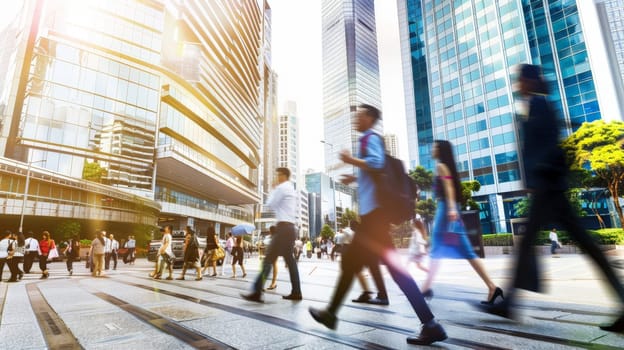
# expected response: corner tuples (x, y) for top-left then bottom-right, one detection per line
(0, 252), (623, 349)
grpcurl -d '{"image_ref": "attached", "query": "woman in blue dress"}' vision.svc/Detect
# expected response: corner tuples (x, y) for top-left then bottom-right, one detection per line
(420, 140), (502, 304)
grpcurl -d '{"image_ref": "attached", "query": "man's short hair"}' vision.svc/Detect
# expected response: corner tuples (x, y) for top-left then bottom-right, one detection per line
(276, 167), (291, 178)
(358, 104), (381, 122)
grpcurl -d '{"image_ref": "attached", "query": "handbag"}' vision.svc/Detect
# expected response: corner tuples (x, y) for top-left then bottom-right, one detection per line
(215, 246), (225, 260)
(47, 247), (60, 261)
(442, 220), (464, 247)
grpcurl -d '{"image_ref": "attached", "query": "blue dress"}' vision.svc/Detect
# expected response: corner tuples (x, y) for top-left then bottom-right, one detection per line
(429, 176), (477, 259)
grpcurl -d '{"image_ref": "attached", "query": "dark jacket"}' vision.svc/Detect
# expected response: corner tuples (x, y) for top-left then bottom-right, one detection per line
(184, 235), (200, 262)
(520, 95), (568, 192)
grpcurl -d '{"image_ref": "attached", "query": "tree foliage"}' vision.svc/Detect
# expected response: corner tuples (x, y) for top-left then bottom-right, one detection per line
(461, 180), (481, 210)
(82, 160), (107, 183)
(320, 224), (335, 240)
(339, 208), (359, 228)
(562, 120), (624, 228)
(54, 221), (81, 240)
(409, 166), (434, 192)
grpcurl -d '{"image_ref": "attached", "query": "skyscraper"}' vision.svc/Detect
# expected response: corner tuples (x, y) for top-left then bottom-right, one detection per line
(593, 0), (624, 120)
(278, 101), (300, 187)
(322, 0), (382, 179)
(398, 0), (618, 233)
(0, 0), (266, 233)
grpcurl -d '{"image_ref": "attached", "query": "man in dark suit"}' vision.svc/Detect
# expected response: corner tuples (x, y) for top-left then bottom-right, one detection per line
(478, 64), (624, 332)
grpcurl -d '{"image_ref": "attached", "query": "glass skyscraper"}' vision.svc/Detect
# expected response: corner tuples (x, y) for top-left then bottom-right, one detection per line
(322, 0), (382, 179)
(398, 0), (613, 233)
(0, 0), (266, 235)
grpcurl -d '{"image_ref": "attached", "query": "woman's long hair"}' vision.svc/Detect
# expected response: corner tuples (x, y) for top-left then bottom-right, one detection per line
(434, 140), (463, 203)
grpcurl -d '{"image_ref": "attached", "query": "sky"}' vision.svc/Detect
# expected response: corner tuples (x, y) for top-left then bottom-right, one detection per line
(269, 0), (408, 173)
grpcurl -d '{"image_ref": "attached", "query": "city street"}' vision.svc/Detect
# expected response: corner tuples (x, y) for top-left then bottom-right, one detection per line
(1, 250), (624, 349)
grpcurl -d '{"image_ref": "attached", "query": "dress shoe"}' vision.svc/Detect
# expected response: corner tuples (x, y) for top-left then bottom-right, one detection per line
(241, 292), (263, 303)
(195, 277), (203, 281)
(366, 297), (389, 306)
(481, 287), (504, 305)
(309, 307), (337, 330)
(475, 300), (514, 319)
(6, 279), (18, 283)
(18, 272), (24, 280)
(422, 289), (433, 300)
(282, 293), (303, 300)
(600, 313), (624, 332)
(352, 291), (373, 303)
(406, 321), (447, 345)
(166, 276), (173, 280)
(176, 277), (185, 280)
(267, 284), (277, 290)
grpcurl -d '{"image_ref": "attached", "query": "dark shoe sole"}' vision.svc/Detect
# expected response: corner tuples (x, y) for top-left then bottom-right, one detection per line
(309, 307), (337, 330)
(241, 292), (263, 303)
(366, 298), (389, 306)
(282, 294), (303, 301)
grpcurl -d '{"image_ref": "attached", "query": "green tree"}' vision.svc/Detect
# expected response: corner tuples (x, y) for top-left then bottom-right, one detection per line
(569, 168), (609, 228)
(514, 197), (530, 217)
(54, 221), (81, 240)
(562, 120), (624, 228)
(320, 224), (335, 240)
(461, 180), (481, 210)
(409, 166), (434, 192)
(82, 160), (107, 183)
(339, 208), (359, 228)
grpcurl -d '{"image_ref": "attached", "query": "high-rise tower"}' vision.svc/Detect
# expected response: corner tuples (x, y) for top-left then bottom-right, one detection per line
(322, 0), (382, 179)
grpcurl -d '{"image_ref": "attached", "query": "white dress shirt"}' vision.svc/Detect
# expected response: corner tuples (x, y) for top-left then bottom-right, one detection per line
(25, 237), (39, 252)
(104, 237), (112, 253)
(266, 180), (297, 224)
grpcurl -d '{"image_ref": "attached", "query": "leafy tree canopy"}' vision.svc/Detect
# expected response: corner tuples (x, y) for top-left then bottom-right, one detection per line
(562, 120), (624, 227)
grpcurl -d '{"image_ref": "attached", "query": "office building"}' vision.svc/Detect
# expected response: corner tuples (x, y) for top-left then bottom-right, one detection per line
(278, 101), (299, 188)
(0, 0), (266, 236)
(398, 0), (615, 233)
(322, 0), (383, 179)
(384, 133), (399, 158)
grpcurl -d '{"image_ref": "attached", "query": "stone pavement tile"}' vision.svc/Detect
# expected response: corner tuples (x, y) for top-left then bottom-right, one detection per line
(0, 284), (47, 349)
(441, 323), (580, 350)
(182, 316), (309, 349)
(79, 329), (194, 350)
(37, 280), (115, 315)
(259, 337), (356, 350)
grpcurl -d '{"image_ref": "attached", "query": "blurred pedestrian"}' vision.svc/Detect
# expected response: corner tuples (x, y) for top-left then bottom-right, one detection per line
(549, 228), (561, 256)
(105, 233), (119, 270)
(221, 232), (234, 276)
(263, 225), (278, 290)
(420, 140), (502, 304)
(178, 226), (202, 281)
(155, 225), (174, 280)
(11, 232), (25, 281)
(23, 231), (39, 273)
(0, 231), (12, 282)
(231, 236), (247, 278)
(5, 231), (21, 282)
(125, 235), (136, 264)
(64, 234), (81, 276)
(38, 231), (56, 279)
(407, 219), (429, 273)
(242, 167), (302, 302)
(478, 64), (624, 332)
(308, 104), (446, 345)
(90, 230), (105, 277)
(201, 226), (219, 277)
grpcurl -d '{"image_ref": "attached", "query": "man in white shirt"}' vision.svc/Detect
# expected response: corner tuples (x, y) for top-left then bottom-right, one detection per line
(103, 231), (112, 270)
(0, 231), (11, 281)
(242, 167), (302, 302)
(125, 235), (136, 264)
(156, 225), (174, 280)
(549, 228), (561, 256)
(109, 234), (119, 269)
(221, 232), (234, 276)
(23, 230), (40, 273)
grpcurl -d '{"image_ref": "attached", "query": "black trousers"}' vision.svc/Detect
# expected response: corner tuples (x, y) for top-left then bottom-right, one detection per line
(8, 257), (21, 280)
(0, 258), (6, 281)
(327, 209), (434, 324)
(23, 251), (37, 273)
(511, 190), (624, 302)
(39, 254), (48, 273)
(66, 255), (77, 272)
(252, 222), (301, 294)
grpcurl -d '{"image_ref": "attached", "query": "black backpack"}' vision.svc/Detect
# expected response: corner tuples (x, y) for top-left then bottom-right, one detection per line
(361, 133), (417, 225)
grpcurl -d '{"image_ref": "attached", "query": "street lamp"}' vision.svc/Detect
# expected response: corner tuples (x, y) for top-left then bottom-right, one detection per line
(19, 158), (46, 233)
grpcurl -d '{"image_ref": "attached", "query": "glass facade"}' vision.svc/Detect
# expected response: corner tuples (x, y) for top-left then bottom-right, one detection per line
(399, 0), (605, 233)
(523, 0), (601, 130)
(0, 0), (265, 231)
(322, 0), (382, 179)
